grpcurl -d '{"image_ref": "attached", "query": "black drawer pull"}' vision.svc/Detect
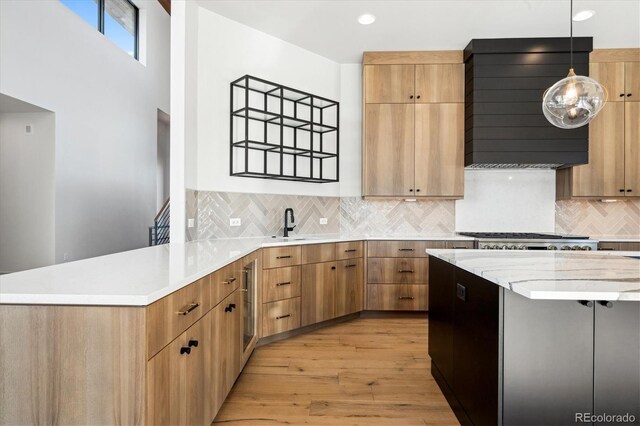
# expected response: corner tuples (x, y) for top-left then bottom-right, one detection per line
(452, 246), (469, 249)
(345, 264), (357, 268)
(578, 300), (593, 308)
(276, 255), (292, 259)
(627, 189), (633, 192)
(180, 347), (191, 355)
(188, 339), (198, 348)
(344, 249), (357, 252)
(598, 300), (613, 308)
(398, 269), (414, 273)
(398, 248), (415, 251)
(398, 296), (414, 300)
(276, 281), (291, 286)
(224, 303), (236, 313)
(223, 277), (236, 284)
(276, 314), (291, 320)
(599, 247), (614, 251)
(177, 303), (199, 316)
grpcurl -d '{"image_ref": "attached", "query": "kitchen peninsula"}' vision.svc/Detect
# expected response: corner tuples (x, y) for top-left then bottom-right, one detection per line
(427, 250), (640, 426)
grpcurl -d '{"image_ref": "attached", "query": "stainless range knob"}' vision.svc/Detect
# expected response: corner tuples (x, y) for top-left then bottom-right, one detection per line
(500, 245), (509, 250)
(518, 245), (527, 250)
(580, 246), (592, 251)
(490, 245), (500, 250)
(547, 245), (558, 250)
(571, 245), (581, 250)
(508, 245), (517, 250)
(560, 245), (571, 250)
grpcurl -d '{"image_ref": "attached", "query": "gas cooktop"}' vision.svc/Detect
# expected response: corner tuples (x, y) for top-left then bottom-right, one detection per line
(457, 232), (595, 250)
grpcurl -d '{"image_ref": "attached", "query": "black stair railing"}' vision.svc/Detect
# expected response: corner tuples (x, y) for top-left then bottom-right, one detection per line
(149, 198), (170, 246)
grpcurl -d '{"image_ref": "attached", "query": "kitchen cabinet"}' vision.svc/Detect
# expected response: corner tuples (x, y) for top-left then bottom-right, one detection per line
(147, 311), (210, 426)
(557, 49), (640, 199)
(363, 52), (465, 199)
(262, 297), (301, 336)
(598, 241), (640, 251)
(365, 240), (449, 311)
(335, 258), (364, 316)
(301, 261), (337, 326)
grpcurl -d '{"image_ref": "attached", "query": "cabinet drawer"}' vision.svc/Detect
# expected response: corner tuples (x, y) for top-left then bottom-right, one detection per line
(262, 297), (301, 337)
(367, 258), (429, 284)
(210, 262), (241, 308)
(147, 277), (209, 359)
(263, 246), (302, 269)
(262, 266), (301, 303)
(366, 284), (429, 311)
(367, 240), (446, 257)
(336, 241), (364, 260)
(302, 243), (336, 264)
(446, 240), (475, 249)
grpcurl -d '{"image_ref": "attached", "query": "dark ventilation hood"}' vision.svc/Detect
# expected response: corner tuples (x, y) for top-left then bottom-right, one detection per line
(464, 37), (593, 169)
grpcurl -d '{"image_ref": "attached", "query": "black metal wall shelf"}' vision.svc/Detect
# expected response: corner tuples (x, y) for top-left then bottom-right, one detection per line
(230, 75), (339, 183)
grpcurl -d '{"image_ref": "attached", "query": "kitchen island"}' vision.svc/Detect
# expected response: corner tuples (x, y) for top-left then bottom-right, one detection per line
(427, 250), (640, 426)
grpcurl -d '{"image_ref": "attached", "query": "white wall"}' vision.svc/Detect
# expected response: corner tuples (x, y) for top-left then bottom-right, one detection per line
(193, 7), (343, 196)
(157, 110), (170, 210)
(339, 64), (363, 198)
(0, 0), (170, 263)
(0, 112), (56, 272)
(455, 170), (556, 232)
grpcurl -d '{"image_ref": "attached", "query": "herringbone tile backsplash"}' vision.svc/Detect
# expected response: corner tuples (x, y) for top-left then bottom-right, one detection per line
(186, 190), (640, 241)
(556, 199), (640, 236)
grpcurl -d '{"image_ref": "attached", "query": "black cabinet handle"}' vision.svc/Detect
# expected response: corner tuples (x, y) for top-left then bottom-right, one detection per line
(180, 347), (191, 355)
(398, 296), (414, 300)
(627, 189), (633, 192)
(276, 255), (292, 259)
(578, 300), (594, 308)
(599, 247), (614, 251)
(598, 301), (613, 308)
(331, 266), (336, 270)
(229, 303), (236, 310)
(276, 314), (291, 320)
(409, 95), (414, 99)
(177, 303), (199, 316)
(620, 93), (625, 97)
(225, 303), (236, 312)
(188, 339), (199, 348)
(398, 269), (414, 273)
(416, 189), (421, 192)
(620, 189), (625, 192)
(452, 246), (468, 249)
(409, 189), (414, 192)
(345, 264), (357, 268)
(344, 249), (357, 253)
(627, 93), (632, 97)
(398, 248), (415, 252)
(276, 281), (291, 286)
(416, 95), (421, 99)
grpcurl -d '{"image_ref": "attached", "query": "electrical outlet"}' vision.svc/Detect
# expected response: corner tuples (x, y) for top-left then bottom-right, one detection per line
(319, 217), (328, 225)
(187, 218), (195, 228)
(230, 218), (241, 227)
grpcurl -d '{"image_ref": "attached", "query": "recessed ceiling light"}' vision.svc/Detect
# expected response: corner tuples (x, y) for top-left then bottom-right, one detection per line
(572, 10), (595, 21)
(358, 14), (376, 25)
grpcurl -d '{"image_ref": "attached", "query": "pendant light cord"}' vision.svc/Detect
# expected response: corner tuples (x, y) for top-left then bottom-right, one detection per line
(570, 0), (573, 69)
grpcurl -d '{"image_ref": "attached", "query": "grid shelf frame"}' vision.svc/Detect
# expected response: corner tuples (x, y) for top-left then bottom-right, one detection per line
(230, 75), (340, 183)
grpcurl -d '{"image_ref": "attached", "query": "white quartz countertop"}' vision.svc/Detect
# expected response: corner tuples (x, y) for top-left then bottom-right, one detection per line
(427, 249), (640, 301)
(590, 235), (640, 243)
(0, 234), (472, 306)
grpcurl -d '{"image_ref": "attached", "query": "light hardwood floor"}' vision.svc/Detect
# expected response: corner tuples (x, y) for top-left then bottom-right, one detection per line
(213, 316), (459, 425)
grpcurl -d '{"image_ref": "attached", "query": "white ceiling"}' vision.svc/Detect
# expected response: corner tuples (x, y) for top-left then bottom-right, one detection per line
(198, 0), (640, 63)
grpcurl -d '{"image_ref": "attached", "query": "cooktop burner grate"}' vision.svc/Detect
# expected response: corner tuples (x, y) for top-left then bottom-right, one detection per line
(458, 232), (588, 240)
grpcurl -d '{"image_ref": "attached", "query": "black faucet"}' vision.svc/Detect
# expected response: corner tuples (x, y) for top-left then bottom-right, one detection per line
(284, 208), (296, 238)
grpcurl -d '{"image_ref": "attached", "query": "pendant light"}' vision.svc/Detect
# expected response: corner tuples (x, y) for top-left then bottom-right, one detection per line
(542, 0), (606, 129)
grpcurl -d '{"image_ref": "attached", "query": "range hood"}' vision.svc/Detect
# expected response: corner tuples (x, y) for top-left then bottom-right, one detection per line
(464, 37), (593, 169)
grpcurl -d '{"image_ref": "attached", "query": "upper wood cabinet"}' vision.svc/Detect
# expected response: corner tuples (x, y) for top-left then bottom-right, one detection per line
(364, 65), (415, 103)
(363, 104), (415, 196)
(557, 49), (640, 199)
(362, 51), (465, 198)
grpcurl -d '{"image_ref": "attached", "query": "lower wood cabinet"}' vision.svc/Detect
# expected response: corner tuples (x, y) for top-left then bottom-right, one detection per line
(336, 258), (364, 316)
(366, 284), (429, 311)
(598, 241), (640, 251)
(301, 262), (337, 326)
(262, 297), (301, 336)
(147, 310), (211, 426)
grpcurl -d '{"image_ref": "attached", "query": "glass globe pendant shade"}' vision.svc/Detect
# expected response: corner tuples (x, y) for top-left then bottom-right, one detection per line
(542, 68), (607, 129)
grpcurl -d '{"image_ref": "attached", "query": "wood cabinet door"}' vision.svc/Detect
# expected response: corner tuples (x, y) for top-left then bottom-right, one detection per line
(625, 102), (640, 195)
(625, 62), (640, 100)
(227, 289), (243, 388)
(301, 262), (337, 326)
(414, 64), (464, 103)
(414, 103), (464, 197)
(147, 313), (209, 426)
(590, 62), (625, 101)
(571, 102), (625, 197)
(364, 64), (415, 103)
(363, 104), (415, 196)
(335, 258), (363, 317)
